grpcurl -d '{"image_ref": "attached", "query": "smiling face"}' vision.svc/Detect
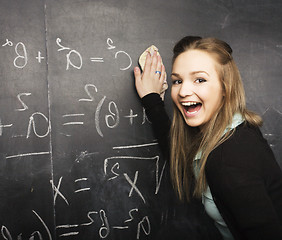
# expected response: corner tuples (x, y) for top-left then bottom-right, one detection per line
(171, 49), (224, 129)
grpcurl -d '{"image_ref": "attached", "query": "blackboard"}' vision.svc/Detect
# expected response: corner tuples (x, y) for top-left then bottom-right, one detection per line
(0, 0), (281, 239)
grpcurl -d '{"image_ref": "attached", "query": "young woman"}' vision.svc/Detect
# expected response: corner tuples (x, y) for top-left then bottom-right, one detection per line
(134, 36), (282, 240)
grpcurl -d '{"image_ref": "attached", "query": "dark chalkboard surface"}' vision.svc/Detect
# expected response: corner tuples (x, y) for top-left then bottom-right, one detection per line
(0, 0), (281, 239)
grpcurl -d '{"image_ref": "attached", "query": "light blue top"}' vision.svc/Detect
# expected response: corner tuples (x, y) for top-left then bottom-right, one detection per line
(193, 113), (244, 240)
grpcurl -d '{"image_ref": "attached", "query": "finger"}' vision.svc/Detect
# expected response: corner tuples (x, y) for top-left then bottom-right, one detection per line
(160, 64), (167, 83)
(143, 51), (152, 73)
(154, 55), (162, 77)
(134, 66), (142, 84)
(151, 51), (158, 73)
(156, 55), (162, 72)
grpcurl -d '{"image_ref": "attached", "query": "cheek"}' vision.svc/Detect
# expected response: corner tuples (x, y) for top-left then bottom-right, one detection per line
(210, 88), (224, 109)
(170, 88), (177, 103)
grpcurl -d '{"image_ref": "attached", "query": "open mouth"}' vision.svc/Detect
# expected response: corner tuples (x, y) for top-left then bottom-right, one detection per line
(182, 102), (202, 114)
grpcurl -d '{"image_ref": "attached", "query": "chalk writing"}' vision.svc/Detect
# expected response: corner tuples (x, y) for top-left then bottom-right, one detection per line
(74, 178), (91, 193)
(90, 57), (104, 62)
(106, 38), (116, 50)
(114, 51), (132, 71)
(56, 38), (83, 70)
(15, 92), (31, 111)
(124, 171), (146, 203)
(14, 42), (28, 68)
(50, 177), (69, 205)
(2, 37), (132, 71)
(0, 119), (13, 136)
(1, 34), (165, 240)
(5, 151), (50, 159)
(105, 101), (120, 129)
(2, 38), (13, 47)
(137, 216), (150, 239)
(36, 51), (45, 63)
(26, 112), (50, 138)
(1, 210), (52, 240)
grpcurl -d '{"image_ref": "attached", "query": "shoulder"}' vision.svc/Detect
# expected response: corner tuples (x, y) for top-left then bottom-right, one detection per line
(205, 122), (279, 185)
(208, 122), (274, 167)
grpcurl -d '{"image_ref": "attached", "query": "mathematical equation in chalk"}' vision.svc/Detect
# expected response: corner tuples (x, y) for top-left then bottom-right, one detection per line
(1, 208), (150, 240)
(1, 37), (132, 71)
(1, 153), (167, 240)
(0, 83), (150, 145)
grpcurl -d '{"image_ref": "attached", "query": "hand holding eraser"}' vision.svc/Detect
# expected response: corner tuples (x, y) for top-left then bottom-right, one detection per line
(138, 45), (168, 100)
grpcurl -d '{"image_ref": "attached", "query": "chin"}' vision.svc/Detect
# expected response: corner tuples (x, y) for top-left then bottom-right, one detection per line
(184, 119), (202, 128)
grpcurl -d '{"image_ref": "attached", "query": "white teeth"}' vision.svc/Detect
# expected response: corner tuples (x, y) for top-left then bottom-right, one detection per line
(181, 102), (198, 106)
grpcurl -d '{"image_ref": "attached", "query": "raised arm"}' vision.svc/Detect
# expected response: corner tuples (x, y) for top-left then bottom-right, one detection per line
(134, 51), (171, 156)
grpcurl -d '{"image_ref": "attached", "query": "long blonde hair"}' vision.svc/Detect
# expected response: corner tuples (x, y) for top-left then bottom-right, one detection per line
(170, 36), (262, 201)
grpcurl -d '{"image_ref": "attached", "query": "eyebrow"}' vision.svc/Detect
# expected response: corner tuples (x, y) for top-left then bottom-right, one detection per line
(171, 71), (210, 78)
(171, 73), (181, 78)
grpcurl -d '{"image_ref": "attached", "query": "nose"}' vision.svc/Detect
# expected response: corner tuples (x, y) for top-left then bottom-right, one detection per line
(178, 80), (193, 98)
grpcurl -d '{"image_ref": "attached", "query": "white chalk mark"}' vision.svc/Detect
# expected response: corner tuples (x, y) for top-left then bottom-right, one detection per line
(107, 162), (120, 181)
(75, 151), (99, 163)
(56, 38), (70, 51)
(63, 122), (84, 126)
(107, 38), (116, 50)
(80, 211), (98, 226)
(220, 14), (230, 29)
(0, 118), (13, 136)
(26, 112), (50, 139)
(11, 134), (25, 138)
(59, 132), (71, 137)
(112, 142), (158, 150)
(56, 224), (79, 229)
(36, 51), (45, 63)
(124, 172), (146, 203)
(124, 109), (138, 125)
(104, 156), (159, 175)
(15, 93), (31, 111)
(59, 232), (79, 237)
(30, 230), (43, 240)
(56, 224), (80, 237)
(142, 107), (151, 124)
(90, 57), (104, 62)
(32, 210), (52, 240)
(75, 178), (88, 182)
(155, 159), (166, 194)
(1, 225), (12, 240)
(264, 133), (274, 136)
(114, 51), (132, 71)
(124, 208), (138, 223)
(2, 39), (13, 47)
(99, 210), (110, 238)
(50, 177), (69, 206)
(105, 101), (119, 129)
(79, 84), (98, 102)
(62, 114), (85, 117)
(66, 50), (82, 70)
(6, 151), (50, 159)
(74, 188), (90, 193)
(14, 42), (28, 68)
(95, 96), (106, 137)
(137, 216), (150, 239)
(112, 226), (129, 229)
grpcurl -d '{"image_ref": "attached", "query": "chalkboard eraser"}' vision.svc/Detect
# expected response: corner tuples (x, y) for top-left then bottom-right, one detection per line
(138, 45), (168, 100)
(138, 45), (161, 71)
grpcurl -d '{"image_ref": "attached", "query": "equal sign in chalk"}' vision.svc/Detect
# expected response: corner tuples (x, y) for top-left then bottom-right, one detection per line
(90, 57), (104, 62)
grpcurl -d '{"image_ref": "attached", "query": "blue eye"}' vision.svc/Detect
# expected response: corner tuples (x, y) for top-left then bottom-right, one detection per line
(195, 78), (206, 83)
(172, 79), (182, 85)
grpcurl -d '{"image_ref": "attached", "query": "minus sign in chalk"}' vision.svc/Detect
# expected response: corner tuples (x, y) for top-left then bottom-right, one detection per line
(6, 151), (50, 159)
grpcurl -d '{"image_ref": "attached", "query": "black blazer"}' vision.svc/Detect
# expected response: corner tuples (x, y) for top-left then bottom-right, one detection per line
(142, 93), (282, 240)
